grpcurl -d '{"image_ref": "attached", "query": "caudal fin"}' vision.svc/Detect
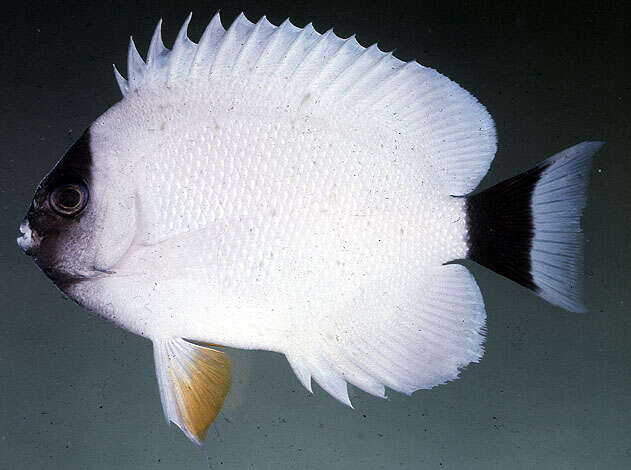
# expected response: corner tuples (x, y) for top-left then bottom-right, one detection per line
(465, 142), (604, 312)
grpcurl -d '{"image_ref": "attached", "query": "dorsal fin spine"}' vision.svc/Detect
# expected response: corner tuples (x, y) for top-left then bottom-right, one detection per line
(264, 21), (314, 87)
(127, 36), (145, 90)
(308, 34), (359, 92)
(167, 13), (195, 84)
(289, 28), (336, 91)
(246, 18), (291, 87)
(113, 13), (497, 195)
(322, 42), (380, 101)
(340, 49), (396, 104)
(252, 18), (286, 63)
(147, 19), (168, 70)
(113, 64), (129, 95)
(232, 15), (270, 74)
(332, 41), (377, 86)
(190, 12), (225, 79)
(209, 12), (249, 77)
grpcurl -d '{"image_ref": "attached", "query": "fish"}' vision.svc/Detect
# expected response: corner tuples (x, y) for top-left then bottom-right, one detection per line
(17, 12), (604, 445)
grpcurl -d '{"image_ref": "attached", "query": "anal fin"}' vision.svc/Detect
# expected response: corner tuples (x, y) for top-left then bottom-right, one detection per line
(285, 264), (486, 404)
(153, 338), (232, 445)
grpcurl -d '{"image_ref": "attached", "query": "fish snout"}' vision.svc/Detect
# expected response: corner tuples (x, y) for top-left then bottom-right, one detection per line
(17, 218), (38, 255)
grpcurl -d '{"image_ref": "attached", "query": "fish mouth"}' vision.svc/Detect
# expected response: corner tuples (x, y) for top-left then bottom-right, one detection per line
(17, 219), (37, 255)
(17, 218), (110, 287)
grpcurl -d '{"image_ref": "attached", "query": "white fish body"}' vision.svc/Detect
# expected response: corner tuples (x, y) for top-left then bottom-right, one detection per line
(18, 12), (602, 444)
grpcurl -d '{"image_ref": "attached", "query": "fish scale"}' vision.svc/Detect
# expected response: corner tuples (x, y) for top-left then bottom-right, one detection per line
(111, 79), (469, 356)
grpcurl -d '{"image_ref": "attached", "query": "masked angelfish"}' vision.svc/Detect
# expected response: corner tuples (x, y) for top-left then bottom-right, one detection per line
(17, 12), (603, 445)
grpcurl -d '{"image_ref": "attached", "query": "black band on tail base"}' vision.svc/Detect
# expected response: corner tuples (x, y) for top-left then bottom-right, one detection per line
(464, 162), (550, 293)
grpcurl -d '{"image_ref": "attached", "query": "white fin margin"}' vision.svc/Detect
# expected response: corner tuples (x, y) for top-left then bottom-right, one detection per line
(114, 12), (496, 195)
(531, 141), (603, 312)
(286, 264), (486, 405)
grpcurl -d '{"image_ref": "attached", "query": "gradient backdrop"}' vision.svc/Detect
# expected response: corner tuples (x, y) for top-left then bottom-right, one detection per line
(1, 1), (629, 468)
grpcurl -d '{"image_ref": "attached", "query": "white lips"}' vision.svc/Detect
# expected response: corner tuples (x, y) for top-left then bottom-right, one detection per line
(17, 219), (36, 252)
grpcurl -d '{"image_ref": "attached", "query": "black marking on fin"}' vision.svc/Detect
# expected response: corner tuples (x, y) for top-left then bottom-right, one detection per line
(464, 161), (551, 293)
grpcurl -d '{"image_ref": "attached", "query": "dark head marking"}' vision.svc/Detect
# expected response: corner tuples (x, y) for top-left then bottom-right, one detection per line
(26, 129), (92, 232)
(23, 129), (94, 285)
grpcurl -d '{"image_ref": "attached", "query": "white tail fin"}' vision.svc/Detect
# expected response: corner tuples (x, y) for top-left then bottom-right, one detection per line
(466, 141), (604, 312)
(530, 142), (604, 311)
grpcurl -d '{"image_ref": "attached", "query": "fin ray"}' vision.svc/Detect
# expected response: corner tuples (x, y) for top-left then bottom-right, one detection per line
(167, 13), (196, 85)
(146, 19), (168, 70)
(286, 264), (486, 403)
(153, 338), (232, 445)
(465, 141), (604, 312)
(189, 12), (225, 79)
(113, 13), (496, 193)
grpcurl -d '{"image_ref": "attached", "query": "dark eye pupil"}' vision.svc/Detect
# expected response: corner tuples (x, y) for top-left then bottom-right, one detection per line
(49, 183), (88, 216)
(57, 188), (80, 208)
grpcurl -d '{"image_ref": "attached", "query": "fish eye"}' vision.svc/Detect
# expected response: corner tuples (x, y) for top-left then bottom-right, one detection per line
(49, 183), (89, 216)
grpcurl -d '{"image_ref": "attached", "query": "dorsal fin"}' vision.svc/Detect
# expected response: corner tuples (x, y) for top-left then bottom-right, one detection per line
(153, 338), (232, 445)
(114, 12), (496, 195)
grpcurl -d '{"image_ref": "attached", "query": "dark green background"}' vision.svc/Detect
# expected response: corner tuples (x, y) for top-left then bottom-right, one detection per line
(1, 0), (629, 468)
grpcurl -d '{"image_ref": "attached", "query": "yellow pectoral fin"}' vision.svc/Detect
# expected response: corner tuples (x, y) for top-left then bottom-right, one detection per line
(153, 338), (232, 445)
